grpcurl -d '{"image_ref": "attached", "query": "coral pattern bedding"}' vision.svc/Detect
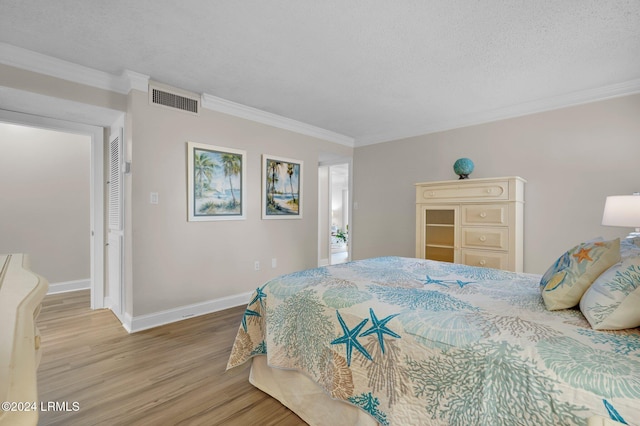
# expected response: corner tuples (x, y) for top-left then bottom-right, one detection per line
(226, 257), (640, 425)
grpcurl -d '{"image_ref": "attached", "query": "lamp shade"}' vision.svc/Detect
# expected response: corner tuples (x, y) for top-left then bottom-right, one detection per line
(602, 195), (640, 227)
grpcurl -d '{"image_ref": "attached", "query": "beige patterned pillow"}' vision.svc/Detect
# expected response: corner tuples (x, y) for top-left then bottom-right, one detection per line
(580, 255), (640, 330)
(540, 239), (620, 311)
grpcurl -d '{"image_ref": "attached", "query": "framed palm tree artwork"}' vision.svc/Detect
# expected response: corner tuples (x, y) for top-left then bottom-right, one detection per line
(187, 141), (246, 221)
(262, 154), (303, 219)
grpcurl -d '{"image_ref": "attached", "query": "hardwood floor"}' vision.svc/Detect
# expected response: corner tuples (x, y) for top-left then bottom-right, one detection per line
(36, 290), (307, 426)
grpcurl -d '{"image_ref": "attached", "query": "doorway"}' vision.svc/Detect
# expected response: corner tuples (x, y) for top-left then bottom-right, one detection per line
(329, 164), (349, 264)
(0, 110), (105, 309)
(318, 162), (351, 266)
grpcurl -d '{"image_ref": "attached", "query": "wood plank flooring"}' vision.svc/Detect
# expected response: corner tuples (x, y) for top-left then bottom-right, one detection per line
(36, 290), (307, 426)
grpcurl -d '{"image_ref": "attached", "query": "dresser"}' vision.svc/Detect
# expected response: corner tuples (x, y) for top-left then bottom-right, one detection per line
(415, 176), (526, 272)
(0, 254), (48, 426)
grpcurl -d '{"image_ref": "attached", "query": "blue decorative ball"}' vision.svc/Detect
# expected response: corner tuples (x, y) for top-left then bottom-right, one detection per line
(453, 158), (474, 179)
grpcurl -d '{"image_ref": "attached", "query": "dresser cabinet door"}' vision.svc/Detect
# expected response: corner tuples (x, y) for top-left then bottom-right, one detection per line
(418, 205), (459, 263)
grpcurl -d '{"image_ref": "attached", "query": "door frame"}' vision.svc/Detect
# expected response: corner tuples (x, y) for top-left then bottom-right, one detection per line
(106, 123), (125, 322)
(318, 159), (352, 266)
(0, 109), (105, 309)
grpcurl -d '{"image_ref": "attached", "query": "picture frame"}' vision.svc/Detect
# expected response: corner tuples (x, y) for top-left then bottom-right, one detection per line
(262, 154), (303, 219)
(187, 141), (246, 221)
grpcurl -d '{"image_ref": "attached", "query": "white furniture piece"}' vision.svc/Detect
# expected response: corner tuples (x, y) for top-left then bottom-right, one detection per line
(0, 254), (48, 426)
(415, 176), (526, 272)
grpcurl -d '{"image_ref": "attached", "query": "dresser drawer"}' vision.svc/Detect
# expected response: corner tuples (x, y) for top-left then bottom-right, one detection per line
(462, 250), (509, 269)
(461, 227), (508, 250)
(417, 180), (509, 203)
(462, 204), (508, 226)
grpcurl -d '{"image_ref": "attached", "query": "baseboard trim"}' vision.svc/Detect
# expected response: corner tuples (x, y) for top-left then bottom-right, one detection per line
(125, 291), (253, 333)
(47, 279), (90, 294)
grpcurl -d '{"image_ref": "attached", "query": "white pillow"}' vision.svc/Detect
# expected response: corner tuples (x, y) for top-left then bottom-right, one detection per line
(580, 255), (640, 330)
(620, 236), (640, 259)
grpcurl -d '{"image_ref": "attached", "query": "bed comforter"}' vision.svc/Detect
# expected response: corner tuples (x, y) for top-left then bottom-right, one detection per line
(226, 257), (640, 425)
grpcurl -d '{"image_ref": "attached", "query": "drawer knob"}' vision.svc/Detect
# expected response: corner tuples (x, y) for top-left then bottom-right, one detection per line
(479, 260), (486, 266)
(479, 212), (487, 218)
(479, 236), (487, 242)
(486, 188), (492, 193)
(428, 191), (435, 196)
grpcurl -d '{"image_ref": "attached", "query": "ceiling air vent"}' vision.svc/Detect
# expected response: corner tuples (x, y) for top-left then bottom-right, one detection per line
(149, 83), (199, 115)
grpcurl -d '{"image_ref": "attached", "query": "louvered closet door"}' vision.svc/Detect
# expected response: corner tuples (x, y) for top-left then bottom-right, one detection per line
(109, 130), (123, 231)
(107, 129), (123, 317)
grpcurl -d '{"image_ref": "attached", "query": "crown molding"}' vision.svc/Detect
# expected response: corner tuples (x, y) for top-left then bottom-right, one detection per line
(0, 42), (149, 94)
(121, 69), (150, 93)
(7, 42), (634, 148)
(201, 93), (354, 147)
(0, 43), (350, 146)
(355, 78), (640, 146)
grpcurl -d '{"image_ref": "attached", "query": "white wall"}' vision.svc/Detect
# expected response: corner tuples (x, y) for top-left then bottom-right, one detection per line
(352, 94), (640, 274)
(0, 123), (90, 283)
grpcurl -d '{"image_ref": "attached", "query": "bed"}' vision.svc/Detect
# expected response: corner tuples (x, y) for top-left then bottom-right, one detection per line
(227, 243), (640, 425)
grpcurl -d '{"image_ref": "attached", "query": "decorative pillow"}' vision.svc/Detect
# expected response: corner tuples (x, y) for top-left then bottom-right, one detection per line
(620, 236), (640, 259)
(540, 238), (620, 311)
(580, 255), (640, 330)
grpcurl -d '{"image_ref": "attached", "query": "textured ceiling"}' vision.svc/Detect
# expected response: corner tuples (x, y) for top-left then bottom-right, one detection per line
(1, 1), (639, 146)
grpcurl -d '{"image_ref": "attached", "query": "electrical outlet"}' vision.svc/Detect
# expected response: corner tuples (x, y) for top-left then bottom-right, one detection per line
(271, 258), (277, 268)
(254, 261), (260, 271)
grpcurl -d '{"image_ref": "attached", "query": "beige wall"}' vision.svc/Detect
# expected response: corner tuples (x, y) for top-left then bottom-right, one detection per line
(4, 61), (639, 318)
(0, 66), (353, 319)
(0, 64), (127, 113)
(126, 90), (352, 315)
(352, 94), (640, 274)
(0, 123), (91, 283)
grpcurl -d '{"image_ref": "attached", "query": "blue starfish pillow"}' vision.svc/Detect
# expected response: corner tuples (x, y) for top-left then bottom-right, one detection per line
(540, 238), (620, 311)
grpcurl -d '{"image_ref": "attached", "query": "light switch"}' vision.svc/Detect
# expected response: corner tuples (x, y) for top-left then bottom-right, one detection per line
(150, 192), (159, 204)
